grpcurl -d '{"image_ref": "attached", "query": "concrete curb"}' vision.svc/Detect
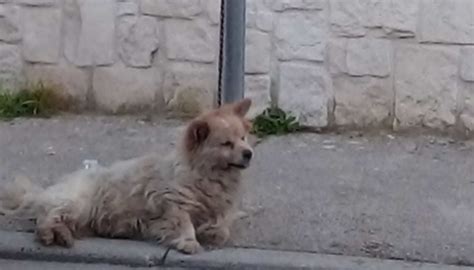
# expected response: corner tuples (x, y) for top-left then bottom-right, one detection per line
(0, 231), (472, 270)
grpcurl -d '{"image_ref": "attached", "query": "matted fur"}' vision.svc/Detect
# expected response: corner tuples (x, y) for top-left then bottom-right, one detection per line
(0, 99), (254, 254)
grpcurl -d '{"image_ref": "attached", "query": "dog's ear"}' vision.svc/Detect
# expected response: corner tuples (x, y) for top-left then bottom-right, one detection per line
(185, 119), (210, 151)
(233, 98), (252, 117)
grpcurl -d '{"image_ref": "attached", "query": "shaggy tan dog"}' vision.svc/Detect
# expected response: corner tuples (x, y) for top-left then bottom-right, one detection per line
(0, 98), (254, 254)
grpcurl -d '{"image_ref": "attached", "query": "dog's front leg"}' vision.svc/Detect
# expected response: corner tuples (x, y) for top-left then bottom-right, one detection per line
(196, 215), (231, 247)
(144, 209), (201, 254)
(36, 208), (76, 247)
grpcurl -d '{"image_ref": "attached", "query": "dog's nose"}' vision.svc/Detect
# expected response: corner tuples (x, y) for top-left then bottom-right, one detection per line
(242, 149), (253, 161)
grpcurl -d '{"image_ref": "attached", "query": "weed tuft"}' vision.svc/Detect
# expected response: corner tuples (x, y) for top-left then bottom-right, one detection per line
(251, 107), (301, 138)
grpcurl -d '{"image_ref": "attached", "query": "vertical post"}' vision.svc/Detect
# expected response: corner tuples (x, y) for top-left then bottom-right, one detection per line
(220, 0), (246, 104)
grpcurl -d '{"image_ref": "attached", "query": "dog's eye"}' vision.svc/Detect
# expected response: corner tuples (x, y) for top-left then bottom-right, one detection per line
(221, 141), (234, 148)
(241, 136), (246, 141)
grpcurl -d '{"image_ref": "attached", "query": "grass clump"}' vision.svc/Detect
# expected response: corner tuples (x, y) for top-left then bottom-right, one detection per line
(0, 82), (64, 119)
(251, 106), (301, 138)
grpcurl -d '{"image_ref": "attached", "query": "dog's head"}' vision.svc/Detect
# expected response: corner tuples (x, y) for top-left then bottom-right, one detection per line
(182, 98), (254, 172)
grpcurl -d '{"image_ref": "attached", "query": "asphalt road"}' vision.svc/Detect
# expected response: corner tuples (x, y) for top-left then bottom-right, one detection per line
(1, 115), (474, 266)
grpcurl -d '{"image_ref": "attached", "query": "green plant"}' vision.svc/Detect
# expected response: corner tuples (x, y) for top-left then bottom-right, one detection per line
(251, 106), (301, 138)
(0, 82), (64, 119)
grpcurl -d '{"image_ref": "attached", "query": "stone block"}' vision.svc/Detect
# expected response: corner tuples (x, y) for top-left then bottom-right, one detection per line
(117, 0), (138, 16)
(275, 10), (326, 61)
(265, 0), (326, 11)
(346, 38), (391, 78)
(164, 19), (216, 63)
(93, 65), (161, 113)
(459, 83), (474, 131)
(328, 38), (392, 78)
(246, 0), (273, 32)
(24, 62), (90, 109)
(394, 45), (459, 129)
(279, 62), (331, 127)
(328, 38), (348, 75)
(16, 0), (56, 6)
(0, 44), (22, 90)
(419, 0), (474, 44)
(162, 64), (216, 115)
(245, 75), (271, 118)
(379, 0), (418, 36)
(64, 0), (116, 66)
(460, 47), (474, 82)
(21, 7), (61, 63)
(330, 0), (367, 37)
(0, 5), (21, 43)
(141, 0), (202, 18)
(245, 29), (271, 74)
(205, 0), (220, 25)
(334, 76), (393, 126)
(362, 0), (418, 37)
(118, 16), (160, 68)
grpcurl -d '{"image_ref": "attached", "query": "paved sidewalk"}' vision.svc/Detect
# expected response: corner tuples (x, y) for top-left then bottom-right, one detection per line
(0, 259), (186, 270)
(1, 115), (474, 268)
(0, 231), (472, 270)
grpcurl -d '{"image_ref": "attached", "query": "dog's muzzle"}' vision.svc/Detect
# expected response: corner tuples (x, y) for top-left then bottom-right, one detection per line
(229, 149), (253, 169)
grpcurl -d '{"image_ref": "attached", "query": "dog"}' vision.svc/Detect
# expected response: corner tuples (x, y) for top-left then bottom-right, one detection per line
(0, 98), (254, 254)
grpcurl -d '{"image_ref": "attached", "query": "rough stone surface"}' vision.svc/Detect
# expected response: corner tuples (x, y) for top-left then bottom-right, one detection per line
(330, 0), (367, 37)
(118, 16), (159, 68)
(460, 47), (474, 82)
(394, 45), (459, 129)
(328, 38), (348, 75)
(460, 83), (474, 131)
(205, 0), (220, 25)
(141, 0), (202, 18)
(334, 76), (393, 127)
(346, 39), (391, 78)
(419, 0), (474, 44)
(265, 0), (326, 11)
(93, 65), (161, 113)
(275, 10), (326, 61)
(378, 0), (418, 36)
(245, 29), (271, 74)
(0, 0), (471, 130)
(64, 0), (116, 66)
(163, 64), (216, 115)
(328, 38), (392, 78)
(24, 63), (90, 108)
(0, 5), (21, 43)
(117, 0), (138, 16)
(246, 0), (273, 32)
(21, 7), (61, 63)
(164, 19), (216, 63)
(0, 44), (22, 90)
(245, 75), (271, 118)
(360, 0), (418, 37)
(330, 0), (418, 37)
(279, 62), (331, 126)
(16, 0), (56, 5)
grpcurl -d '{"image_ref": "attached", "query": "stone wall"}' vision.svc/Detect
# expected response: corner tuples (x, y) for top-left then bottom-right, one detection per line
(0, 0), (473, 131)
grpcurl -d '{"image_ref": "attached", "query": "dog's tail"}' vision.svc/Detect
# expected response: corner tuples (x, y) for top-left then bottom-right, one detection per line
(0, 175), (42, 218)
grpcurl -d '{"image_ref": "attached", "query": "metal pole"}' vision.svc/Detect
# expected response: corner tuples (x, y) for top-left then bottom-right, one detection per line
(219, 0), (246, 104)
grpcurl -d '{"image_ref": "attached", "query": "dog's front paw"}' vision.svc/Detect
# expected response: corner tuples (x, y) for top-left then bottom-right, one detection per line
(198, 227), (230, 247)
(37, 223), (75, 248)
(175, 238), (202, 254)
